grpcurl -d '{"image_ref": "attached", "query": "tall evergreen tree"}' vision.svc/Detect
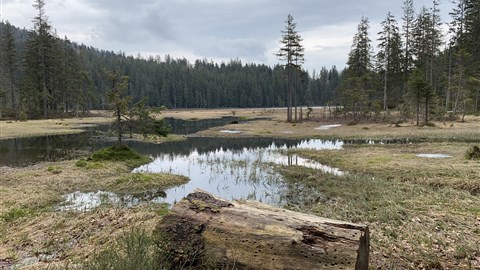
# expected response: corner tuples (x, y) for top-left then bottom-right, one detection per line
(347, 16), (372, 77)
(377, 12), (404, 110)
(340, 16), (374, 121)
(277, 14), (304, 122)
(106, 69), (130, 145)
(3, 21), (18, 119)
(402, 0), (415, 83)
(23, 0), (57, 118)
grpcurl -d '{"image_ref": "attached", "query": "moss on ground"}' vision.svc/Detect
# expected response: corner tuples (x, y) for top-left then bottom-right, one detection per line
(90, 145), (152, 169)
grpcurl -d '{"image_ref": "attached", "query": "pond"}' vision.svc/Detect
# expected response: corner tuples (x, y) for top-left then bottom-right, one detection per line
(0, 117), (242, 167)
(59, 137), (344, 211)
(1, 117), (345, 210)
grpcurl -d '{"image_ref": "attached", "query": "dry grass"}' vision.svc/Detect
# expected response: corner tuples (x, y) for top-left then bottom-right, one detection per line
(0, 116), (112, 140)
(281, 142), (480, 269)
(291, 142), (480, 193)
(0, 159), (187, 269)
(3, 108), (480, 269)
(159, 107), (284, 121)
(197, 114), (480, 142)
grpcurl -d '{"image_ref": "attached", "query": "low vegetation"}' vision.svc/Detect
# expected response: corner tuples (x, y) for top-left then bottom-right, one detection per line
(2, 109), (480, 269)
(89, 145), (152, 169)
(465, 145), (480, 160)
(281, 142), (480, 269)
(0, 146), (188, 269)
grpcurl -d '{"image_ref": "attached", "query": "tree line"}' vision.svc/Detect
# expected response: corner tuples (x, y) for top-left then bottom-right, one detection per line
(0, 1), (339, 120)
(2, 0), (477, 123)
(337, 0), (480, 124)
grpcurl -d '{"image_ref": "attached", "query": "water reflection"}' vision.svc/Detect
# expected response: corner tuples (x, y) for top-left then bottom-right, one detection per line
(57, 189), (167, 211)
(164, 117), (239, 135)
(416, 153), (452, 158)
(134, 139), (344, 206)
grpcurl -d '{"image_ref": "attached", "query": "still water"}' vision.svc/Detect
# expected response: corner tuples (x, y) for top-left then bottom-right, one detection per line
(0, 117), (345, 210)
(133, 138), (344, 206)
(59, 137), (344, 211)
(0, 117), (241, 167)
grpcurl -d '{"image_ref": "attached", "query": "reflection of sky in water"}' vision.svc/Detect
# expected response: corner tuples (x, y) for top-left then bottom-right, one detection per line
(416, 154), (451, 159)
(57, 190), (167, 211)
(134, 139), (344, 205)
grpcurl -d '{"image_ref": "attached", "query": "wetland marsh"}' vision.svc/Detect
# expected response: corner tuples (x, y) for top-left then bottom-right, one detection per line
(1, 109), (480, 269)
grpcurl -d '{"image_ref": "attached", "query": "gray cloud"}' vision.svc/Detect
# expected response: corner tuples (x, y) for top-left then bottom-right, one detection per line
(3, 0), (454, 71)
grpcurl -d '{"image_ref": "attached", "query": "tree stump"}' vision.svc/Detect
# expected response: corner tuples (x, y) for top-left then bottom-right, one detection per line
(155, 189), (369, 270)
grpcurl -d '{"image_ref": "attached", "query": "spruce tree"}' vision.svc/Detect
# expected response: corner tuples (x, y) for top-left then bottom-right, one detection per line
(341, 16), (374, 121)
(3, 21), (17, 119)
(377, 12), (403, 110)
(23, 0), (57, 118)
(402, 0), (415, 83)
(106, 69), (130, 146)
(276, 14), (304, 122)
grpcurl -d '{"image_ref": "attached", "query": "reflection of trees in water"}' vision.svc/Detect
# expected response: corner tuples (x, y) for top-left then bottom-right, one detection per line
(0, 130), (101, 167)
(0, 116), (323, 167)
(127, 137), (310, 158)
(164, 117), (239, 135)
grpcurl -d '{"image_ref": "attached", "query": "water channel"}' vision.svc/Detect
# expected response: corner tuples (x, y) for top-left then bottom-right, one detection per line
(1, 117), (345, 210)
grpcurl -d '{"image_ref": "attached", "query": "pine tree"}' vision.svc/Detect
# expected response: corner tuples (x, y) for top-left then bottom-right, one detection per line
(429, 0), (443, 89)
(23, 0), (58, 118)
(412, 7), (433, 73)
(449, 0), (467, 48)
(377, 12), (403, 110)
(407, 69), (434, 125)
(464, 0), (480, 64)
(106, 69), (130, 146)
(347, 16), (372, 77)
(3, 21), (17, 119)
(341, 16), (374, 121)
(276, 14), (304, 122)
(402, 0), (415, 83)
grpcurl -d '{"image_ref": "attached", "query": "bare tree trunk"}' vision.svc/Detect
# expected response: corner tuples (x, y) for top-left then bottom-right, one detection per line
(156, 190), (370, 270)
(446, 48), (452, 110)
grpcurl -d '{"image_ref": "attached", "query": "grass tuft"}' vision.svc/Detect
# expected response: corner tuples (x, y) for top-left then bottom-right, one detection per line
(1, 207), (31, 222)
(91, 145), (152, 168)
(465, 145), (480, 160)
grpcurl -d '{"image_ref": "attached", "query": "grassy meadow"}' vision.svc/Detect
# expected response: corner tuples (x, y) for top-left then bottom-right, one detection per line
(1, 107), (480, 269)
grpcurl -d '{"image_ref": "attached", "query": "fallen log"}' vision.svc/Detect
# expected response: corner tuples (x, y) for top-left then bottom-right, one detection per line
(155, 189), (369, 270)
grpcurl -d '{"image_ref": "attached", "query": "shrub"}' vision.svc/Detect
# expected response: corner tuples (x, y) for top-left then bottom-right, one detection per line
(465, 146), (480, 160)
(91, 145), (151, 168)
(81, 229), (161, 270)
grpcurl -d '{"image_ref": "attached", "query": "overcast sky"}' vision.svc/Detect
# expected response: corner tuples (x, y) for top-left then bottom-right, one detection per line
(2, 0), (454, 72)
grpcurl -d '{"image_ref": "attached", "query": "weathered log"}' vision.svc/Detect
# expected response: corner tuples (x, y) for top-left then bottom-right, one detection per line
(155, 189), (369, 270)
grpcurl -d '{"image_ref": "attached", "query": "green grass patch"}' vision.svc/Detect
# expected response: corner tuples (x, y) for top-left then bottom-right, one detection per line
(155, 203), (170, 216)
(1, 207), (31, 222)
(112, 173), (189, 194)
(91, 145), (152, 168)
(76, 158), (105, 169)
(78, 229), (160, 270)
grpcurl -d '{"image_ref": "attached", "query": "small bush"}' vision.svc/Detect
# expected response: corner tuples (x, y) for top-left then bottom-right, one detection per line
(91, 145), (151, 168)
(19, 111), (28, 122)
(81, 229), (161, 270)
(465, 146), (480, 160)
(76, 159), (88, 167)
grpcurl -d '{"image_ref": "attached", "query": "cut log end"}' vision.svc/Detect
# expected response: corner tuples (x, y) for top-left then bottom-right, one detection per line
(155, 189), (369, 270)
